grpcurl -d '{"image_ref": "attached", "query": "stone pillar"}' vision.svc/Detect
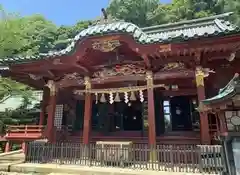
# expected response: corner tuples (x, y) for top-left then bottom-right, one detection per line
(146, 71), (156, 161)
(83, 76), (92, 145)
(195, 67), (210, 144)
(46, 80), (57, 143)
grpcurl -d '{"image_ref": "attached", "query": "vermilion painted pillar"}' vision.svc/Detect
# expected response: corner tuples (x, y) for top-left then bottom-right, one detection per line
(146, 71), (156, 161)
(83, 76), (92, 145)
(47, 94), (57, 142)
(83, 93), (92, 144)
(196, 67), (211, 144)
(21, 142), (26, 153)
(148, 89), (156, 144)
(4, 141), (11, 152)
(39, 109), (44, 125)
(46, 81), (57, 143)
(39, 89), (46, 125)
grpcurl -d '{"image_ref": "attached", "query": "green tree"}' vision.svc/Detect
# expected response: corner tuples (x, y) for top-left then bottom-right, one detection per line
(106, 0), (240, 26)
(54, 20), (90, 50)
(106, 0), (169, 27)
(0, 7), (54, 133)
(167, 0), (225, 22)
(224, 0), (240, 26)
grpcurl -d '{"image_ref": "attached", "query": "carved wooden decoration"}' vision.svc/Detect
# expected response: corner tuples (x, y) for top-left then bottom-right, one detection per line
(64, 72), (82, 80)
(92, 40), (121, 52)
(159, 44), (171, 52)
(57, 72), (84, 88)
(29, 74), (42, 80)
(52, 59), (63, 65)
(161, 62), (185, 71)
(195, 67), (205, 87)
(92, 64), (146, 78)
(45, 80), (57, 96)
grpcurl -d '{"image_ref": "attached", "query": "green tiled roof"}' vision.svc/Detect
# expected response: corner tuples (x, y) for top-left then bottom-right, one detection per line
(202, 73), (240, 105)
(1, 12), (240, 65)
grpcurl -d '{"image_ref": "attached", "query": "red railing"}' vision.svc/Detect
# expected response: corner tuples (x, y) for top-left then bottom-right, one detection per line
(5, 125), (45, 139)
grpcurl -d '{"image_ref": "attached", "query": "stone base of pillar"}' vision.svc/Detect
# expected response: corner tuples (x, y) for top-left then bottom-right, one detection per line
(149, 148), (157, 162)
(82, 145), (90, 159)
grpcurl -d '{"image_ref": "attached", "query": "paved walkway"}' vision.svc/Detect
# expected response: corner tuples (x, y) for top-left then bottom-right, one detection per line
(8, 163), (219, 175)
(0, 151), (220, 175)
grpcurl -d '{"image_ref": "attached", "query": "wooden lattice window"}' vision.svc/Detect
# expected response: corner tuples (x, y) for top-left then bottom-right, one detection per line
(54, 105), (63, 130)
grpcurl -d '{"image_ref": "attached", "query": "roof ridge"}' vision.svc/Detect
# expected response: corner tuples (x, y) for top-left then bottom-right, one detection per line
(147, 21), (215, 34)
(142, 12), (233, 33)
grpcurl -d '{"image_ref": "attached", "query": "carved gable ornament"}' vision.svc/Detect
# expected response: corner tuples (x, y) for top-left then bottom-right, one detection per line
(92, 39), (121, 52)
(93, 64), (146, 78)
(57, 72), (84, 88)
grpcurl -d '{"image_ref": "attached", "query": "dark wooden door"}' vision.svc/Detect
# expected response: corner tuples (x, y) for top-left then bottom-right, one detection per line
(170, 96), (192, 131)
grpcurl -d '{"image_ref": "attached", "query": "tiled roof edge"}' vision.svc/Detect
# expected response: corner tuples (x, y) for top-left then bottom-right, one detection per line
(219, 73), (239, 94)
(142, 12), (233, 34)
(202, 73), (239, 104)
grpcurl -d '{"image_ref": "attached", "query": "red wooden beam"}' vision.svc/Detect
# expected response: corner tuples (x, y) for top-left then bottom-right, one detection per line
(154, 70), (195, 80)
(162, 89), (197, 96)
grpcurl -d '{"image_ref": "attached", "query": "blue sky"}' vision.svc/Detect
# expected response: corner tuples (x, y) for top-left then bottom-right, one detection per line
(0, 0), (171, 26)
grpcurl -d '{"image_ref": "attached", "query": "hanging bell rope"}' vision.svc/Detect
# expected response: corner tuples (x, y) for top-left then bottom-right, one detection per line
(74, 84), (166, 95)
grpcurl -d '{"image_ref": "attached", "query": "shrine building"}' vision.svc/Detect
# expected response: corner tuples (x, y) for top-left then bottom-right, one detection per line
(1, 12), (240, 149)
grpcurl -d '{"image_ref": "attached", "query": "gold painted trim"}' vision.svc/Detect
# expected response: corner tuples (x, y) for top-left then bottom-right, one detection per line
(195, 68), (205, 87)
(84, 76), (91, 90)
(146, 71), (153, 88)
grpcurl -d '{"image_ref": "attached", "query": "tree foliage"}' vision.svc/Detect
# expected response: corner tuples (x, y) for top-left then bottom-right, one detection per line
(106, 0), (170, 27)
(0, 0), (239, 130)
(107, 0), (240, 26)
